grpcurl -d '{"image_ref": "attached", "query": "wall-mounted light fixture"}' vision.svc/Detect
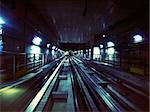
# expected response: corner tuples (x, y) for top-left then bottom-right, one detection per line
(32, 36), (42, 45)
(47, 43), (50, 48)
(0, 17), (5, 25)
(0, 17), (5, 53)
(0, 17), (5, 35)
(100, 44), (103, 48)
(133, 34), (143, 43)
(52, 46), (56, 50)
(107, 41), (114, 47)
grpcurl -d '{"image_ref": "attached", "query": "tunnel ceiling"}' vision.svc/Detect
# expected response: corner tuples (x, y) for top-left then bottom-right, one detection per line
(30, 0), (147, 45)
(1, 0), (148, 50)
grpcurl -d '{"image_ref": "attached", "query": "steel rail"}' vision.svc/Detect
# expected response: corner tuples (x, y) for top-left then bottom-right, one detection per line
(72, 58), (124, 112)
(25, 57), (65, 112)
(73, 57), (148, 111)
(70, 58), (99, 112)
(75, 57), (148, 99)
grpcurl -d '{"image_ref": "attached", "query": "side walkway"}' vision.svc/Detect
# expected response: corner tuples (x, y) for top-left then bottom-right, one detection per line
(82, 58), (149, 92)
(0, 58), (61, 90)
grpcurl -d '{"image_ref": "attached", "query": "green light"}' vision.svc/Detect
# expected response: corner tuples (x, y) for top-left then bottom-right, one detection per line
(1, 88), (24, 97)
(3, 88), (20, 95)
(0, 87), (25, 104)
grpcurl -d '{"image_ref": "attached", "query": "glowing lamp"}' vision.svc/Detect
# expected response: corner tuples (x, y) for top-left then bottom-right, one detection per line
(108, 48), (115, 55)
(47, 44), (50, 48)
(107, 41), (114, 47)
(100, 44), (103, 48)
(0, 18), (5, 25)
(0, 28), (2, 35)
(133, 35), (143, 43)
(102, 35), (105, 37)
(32, 36), (42, 45)
(52, 46), (56, 50)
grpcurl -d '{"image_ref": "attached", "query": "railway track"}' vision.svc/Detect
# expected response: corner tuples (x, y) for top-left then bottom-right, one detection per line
(25, 56), (99, 112)
(0, 58), (62, 111)
(24, 56), (148, 112)
(72, 56), (149, 111)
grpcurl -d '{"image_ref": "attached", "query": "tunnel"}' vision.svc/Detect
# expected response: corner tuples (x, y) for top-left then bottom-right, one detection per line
(0, 0), (149, 111)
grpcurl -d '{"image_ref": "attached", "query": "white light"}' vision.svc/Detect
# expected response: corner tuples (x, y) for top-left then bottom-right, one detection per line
(30, 45), (41, 54)
(64, 51), (69, 55)
(52, 46), (56, 50)
(93, 47), (100, 54)
(32, 36), (42, 45)
(100, 44), (103, 48)
(107, 41), (114, 47)
(46, 49), (49, 54)
(0, 18), (5, 24)
(0, 28), (2, 35)
(102, 35), (105, 37)
(93, 47), (100, 59)
(47, 44), (50, 48)
(81, 50), (83, 55)
(29, 45), (41, 60)
(52, 49), (55, 55)
(107, 47), (115, 55)
(133, 35), (143, 43)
